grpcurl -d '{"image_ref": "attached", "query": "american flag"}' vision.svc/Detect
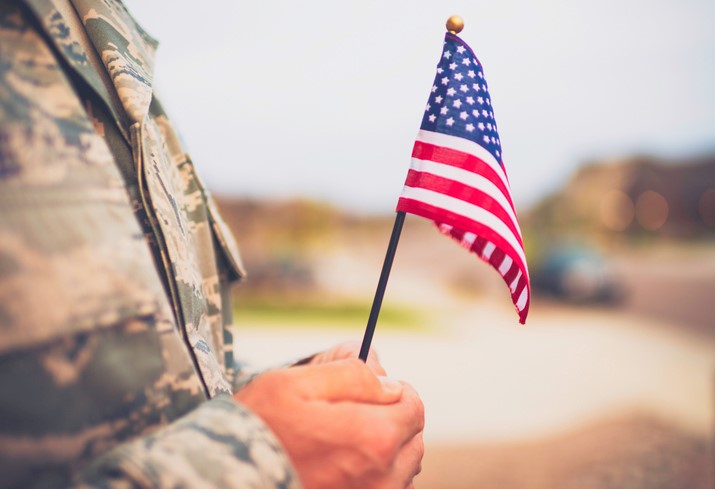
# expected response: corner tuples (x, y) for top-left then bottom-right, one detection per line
(396, 32), (530, 323)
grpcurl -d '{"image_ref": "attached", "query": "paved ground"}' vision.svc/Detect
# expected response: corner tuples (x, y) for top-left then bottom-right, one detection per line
(232, 242), (715, 488)
(419, 414), (712, 489)
(234, 299), (714, 488)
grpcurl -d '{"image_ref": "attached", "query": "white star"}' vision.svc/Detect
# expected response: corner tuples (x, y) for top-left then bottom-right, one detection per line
(468, 70), (476, 78)
(478, 72), (484, 79)
(456, 46), (466, 54)
(491, 136), (497, 143)
(486, 122), (492, 130)
(466, 96), (475, 105)
(473, 83), (480, 91)
(431, 85), (438, 93)
(482, 109), (489, 117)
(446, 117), (455, 126)
(446, 87), (457, 96)
(434, 95), (443, 103)
(478, 122), (485, 130)
(482, 84), (488, 91)
(437, 67), (444, 74)
(496, 150), (500, 157)
(449, 62), (457, 70)
(429, 114), (437, 123)
(466, 123), (475, 132)
(472, 59), (479, 66)
(489, 111), (494, 118)
(454, 73), (464, 81)
(486, 98), (491, 106)
(441, 76), (449, 85)
(440, 106), (449, 115)
(452, 99), (462, 108)
(443, 51), (452, 59)
(473, 110), (481, 118)
(425, 103), (431, 112)
(460, 84), (469, 93)
(483, 135), (490, 143)
(460, 111), (468, 120)
(462, 58), (471, 66)
(477, 97), (484, 104)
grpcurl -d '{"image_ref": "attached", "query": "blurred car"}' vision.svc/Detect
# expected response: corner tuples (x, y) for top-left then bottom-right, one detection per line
(532, 246), (625, 304)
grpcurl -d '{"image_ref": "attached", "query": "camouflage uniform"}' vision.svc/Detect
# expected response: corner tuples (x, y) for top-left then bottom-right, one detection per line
(0, 0), (300, 487)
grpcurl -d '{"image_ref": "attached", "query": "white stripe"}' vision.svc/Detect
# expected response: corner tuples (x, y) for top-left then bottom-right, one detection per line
(498, 255), (513, 275)
(509, 270), (522, 293)
(416, 129), (510, 190)
(461, 232), (476, 248)
(482, 241), (496, 260)
(400, 186), (527, 268)
(516, 286), (528, 310)
(438, 223), (453, 234)
(410, 158), (521, 235)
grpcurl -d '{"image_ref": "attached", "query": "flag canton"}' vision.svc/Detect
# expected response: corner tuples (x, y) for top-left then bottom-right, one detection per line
(420, 33), (503, 165)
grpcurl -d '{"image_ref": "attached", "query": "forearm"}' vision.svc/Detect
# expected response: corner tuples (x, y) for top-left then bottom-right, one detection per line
(74, 396), (301, 489)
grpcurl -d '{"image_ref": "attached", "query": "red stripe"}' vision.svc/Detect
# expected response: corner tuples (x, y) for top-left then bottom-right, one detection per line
(412, 141), (516, 213)
(403, 170), (523, 247)
(512, 278), (529, 325)
(513, 275), (528, 301)
(449, 227), (465, 242)
(512, 275), (530, 323)
(434, 210), (531, 323)
(503, 261), (520, 287)
(397, 198), (529, 295)
(472, 236), (488, 256)
(489, 248), (505, 270)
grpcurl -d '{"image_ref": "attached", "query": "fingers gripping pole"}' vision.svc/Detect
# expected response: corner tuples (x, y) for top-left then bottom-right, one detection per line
(359, 212), (406, 361)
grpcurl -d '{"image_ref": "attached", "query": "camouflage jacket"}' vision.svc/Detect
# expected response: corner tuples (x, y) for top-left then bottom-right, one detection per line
(0, 0), (300, 487)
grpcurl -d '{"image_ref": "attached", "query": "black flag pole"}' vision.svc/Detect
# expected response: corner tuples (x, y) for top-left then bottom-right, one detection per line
(359, 17), (470, 361)
(358, 211), (406, 361)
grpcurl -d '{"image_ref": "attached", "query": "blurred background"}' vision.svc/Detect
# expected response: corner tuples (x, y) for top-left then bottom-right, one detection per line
(127, 1), (714, 487)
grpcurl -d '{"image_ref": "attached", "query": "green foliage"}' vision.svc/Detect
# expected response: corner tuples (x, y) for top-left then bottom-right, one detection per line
(233, 298), (428, 331)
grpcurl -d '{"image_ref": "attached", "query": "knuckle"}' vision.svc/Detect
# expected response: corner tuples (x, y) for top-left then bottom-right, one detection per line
(399, 385), (425, 428)
(351, 362), (381, 392)
(405, 386), (425, 420)
(344, 357), (369, 375)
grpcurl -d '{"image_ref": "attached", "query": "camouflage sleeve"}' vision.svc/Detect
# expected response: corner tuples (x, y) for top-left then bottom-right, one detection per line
(74, 396), (301, 489)
(0, 3), (302, 487)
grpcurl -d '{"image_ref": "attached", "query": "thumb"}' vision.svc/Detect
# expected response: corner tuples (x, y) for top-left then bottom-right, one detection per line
(294, 359), (403, 404)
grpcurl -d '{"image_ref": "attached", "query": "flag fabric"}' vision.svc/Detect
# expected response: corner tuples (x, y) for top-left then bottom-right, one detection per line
(396, 32), (531, 323)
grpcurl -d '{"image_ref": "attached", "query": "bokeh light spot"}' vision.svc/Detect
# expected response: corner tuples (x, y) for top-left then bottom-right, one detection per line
(635, 190), (669, 231)
(599, 190), (634, 231)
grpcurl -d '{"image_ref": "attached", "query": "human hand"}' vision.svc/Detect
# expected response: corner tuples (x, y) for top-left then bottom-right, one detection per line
(234, 359), (424, 489)
(307, 340), (385, 375)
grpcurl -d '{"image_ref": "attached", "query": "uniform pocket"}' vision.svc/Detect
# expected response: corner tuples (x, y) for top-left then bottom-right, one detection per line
(182, 154), (247, 284)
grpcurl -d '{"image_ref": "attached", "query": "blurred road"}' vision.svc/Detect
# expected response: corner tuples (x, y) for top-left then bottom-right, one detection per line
(232, 242), (715, 487)
(235, 300), (713, 441)
(234, 299), (714, 488)
(614, 245), (715, 342)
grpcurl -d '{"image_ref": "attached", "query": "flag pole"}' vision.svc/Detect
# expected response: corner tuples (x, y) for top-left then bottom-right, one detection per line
(359, 211), (406, 361)
(359, 16), (467, 362)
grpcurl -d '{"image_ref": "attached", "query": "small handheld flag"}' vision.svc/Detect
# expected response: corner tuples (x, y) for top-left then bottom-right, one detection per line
(359, 16), (530, 361)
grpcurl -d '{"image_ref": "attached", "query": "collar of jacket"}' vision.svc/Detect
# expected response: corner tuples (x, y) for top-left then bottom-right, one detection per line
(22, 0), (157, 137)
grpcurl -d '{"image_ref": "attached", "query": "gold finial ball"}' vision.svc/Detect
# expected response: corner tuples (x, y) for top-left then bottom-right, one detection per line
(446, 15), (464, 34)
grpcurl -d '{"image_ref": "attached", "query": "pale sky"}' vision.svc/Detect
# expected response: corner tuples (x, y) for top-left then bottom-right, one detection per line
(124, 0), (715, 213)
